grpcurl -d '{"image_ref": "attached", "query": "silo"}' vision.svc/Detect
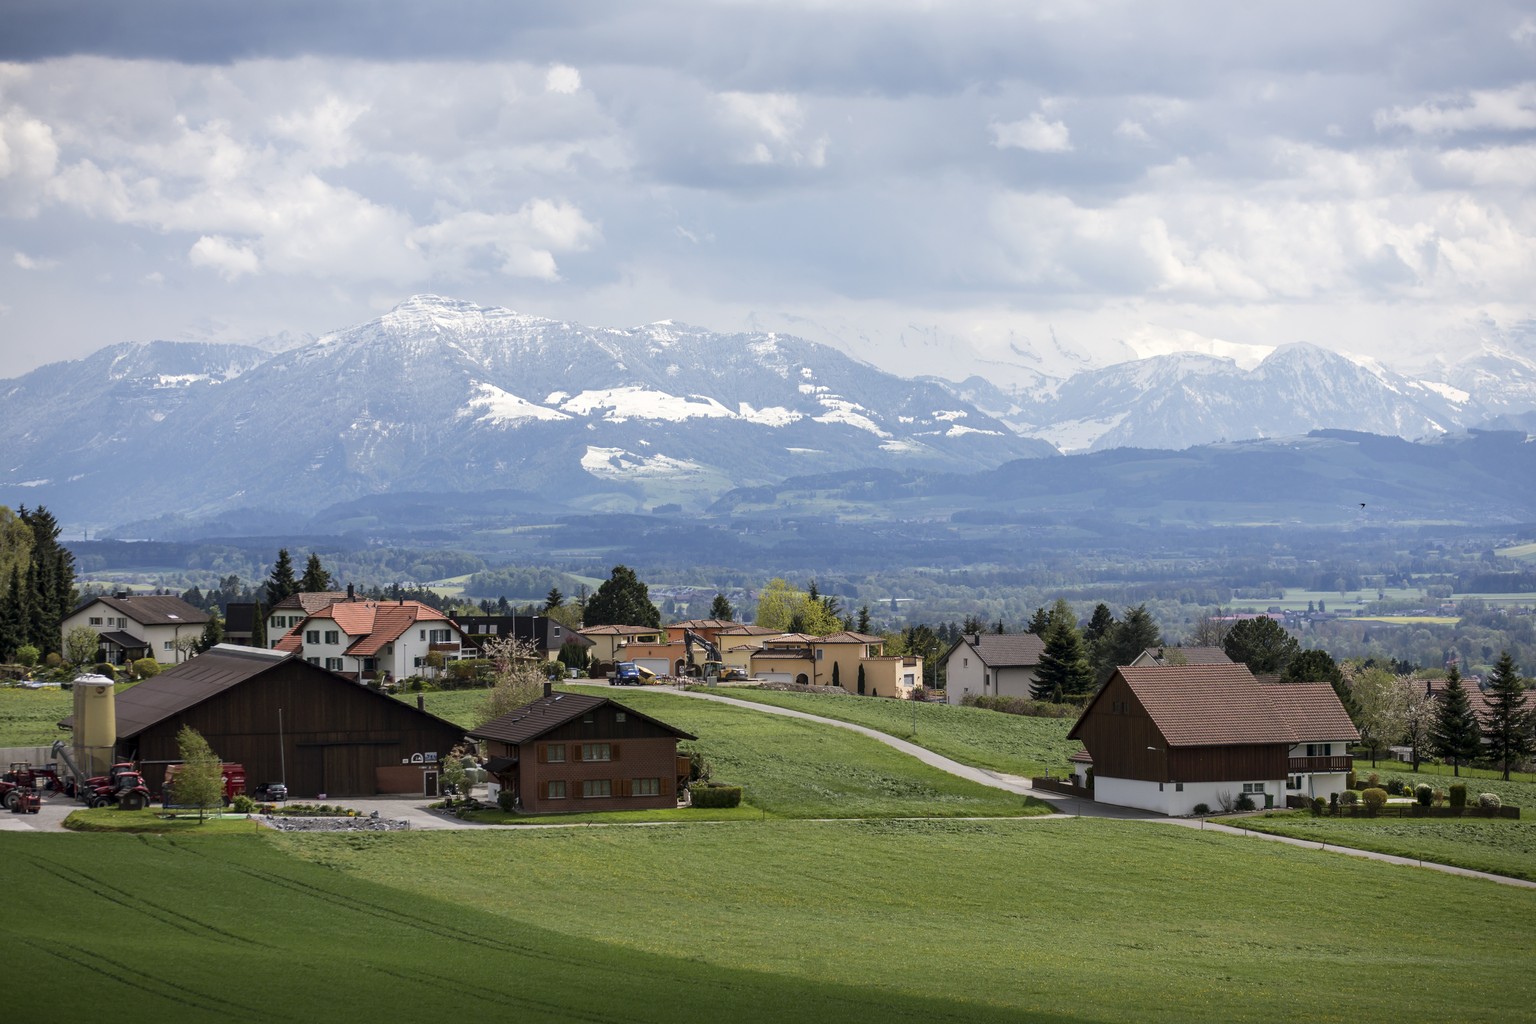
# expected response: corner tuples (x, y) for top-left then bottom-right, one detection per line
(72, 673), (117, 777)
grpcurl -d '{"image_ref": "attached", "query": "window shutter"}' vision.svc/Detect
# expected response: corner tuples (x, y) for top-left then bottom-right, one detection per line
(573, 745), (583, 762)
(617, 778), (627, 797)
(611, 743), (621, 761)
(538, 744), (547, 764)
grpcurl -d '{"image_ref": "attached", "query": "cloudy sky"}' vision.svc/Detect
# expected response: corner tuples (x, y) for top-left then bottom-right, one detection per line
(2, 1), (1533, 381)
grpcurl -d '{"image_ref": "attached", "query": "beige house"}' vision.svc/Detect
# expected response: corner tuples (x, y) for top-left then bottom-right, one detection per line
(579, 624), (666, 665)
(744, 630), (922, 698)
(941, 633), (1045, 704)
(62, 594), (210, 666)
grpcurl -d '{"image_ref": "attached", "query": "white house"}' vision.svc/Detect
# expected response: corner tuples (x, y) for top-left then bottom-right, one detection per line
(273, 599), (466, 682)
(940, 633), (1045, 703)
(61, 594), (210, 665)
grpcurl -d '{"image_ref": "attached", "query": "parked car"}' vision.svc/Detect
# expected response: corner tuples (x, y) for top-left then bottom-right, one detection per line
(253, 782), (288, 802)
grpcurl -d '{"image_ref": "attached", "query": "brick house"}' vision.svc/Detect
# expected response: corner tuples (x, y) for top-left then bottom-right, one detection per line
(469, 686), (695, 813)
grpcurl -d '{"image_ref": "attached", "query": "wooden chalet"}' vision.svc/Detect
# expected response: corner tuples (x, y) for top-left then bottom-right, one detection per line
(469, 685), (695, 814)
(1068, 664), (1356, 815)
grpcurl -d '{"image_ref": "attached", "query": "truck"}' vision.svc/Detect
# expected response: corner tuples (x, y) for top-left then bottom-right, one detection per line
(162, 762), (248, 808)
(612, 661), (657, 685)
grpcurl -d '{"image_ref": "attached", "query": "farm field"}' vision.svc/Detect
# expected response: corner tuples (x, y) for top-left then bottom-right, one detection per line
(1234, 812), (1536, 881)
(278, 818), (1536, 1023)
(0, 685), (76, 746)
(694, 686), (1078, 777)
(404, 686), (1052, 819)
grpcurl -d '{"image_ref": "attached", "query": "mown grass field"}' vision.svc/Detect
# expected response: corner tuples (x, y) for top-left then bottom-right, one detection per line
(404, 686), (1052, 819)
(0, 685), (75, 746)
(278, 818), (1536, 1023)
(693, 686), (1078, 777)
(1234, 812), (1536, 881)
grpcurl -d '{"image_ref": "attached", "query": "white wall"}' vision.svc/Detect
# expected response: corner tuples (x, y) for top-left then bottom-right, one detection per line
(1095, 777), (1286, 816)
(943, 645), (985, 704)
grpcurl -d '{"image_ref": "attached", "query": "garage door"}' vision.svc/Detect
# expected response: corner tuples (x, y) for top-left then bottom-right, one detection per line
(635, 658), (670, 677)
(757, 672), (793, 684)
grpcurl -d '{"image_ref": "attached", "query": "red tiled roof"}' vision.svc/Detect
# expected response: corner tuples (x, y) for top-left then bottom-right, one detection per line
(269, 591), (350, 614)
(1116, 664), (1299, 747)
(1264, 681), (1360, 742)
(816, 631), (884, 644)
(580, 624), (664, 636)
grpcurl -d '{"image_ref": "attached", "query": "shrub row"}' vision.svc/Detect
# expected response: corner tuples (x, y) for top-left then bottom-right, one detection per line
(960, 693), (1081, 719)
(690, 783), (743, 808)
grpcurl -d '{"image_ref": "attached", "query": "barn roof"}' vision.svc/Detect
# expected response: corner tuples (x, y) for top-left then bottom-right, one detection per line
(1071, 664), (1301, 748)
(58, 644), (463, 739)
(469, 690), (695, 746)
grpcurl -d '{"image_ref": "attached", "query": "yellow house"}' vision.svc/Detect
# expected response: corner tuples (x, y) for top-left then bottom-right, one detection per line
(740, 630), (923, 697)
(578, 624), (666, 665)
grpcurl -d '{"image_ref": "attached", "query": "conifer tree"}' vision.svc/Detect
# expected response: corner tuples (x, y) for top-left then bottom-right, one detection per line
(1032, 601), (1093, 702)
(266, 549), (300, 606)
(710, 593), (734, 620)
(857, 605), (871, 634)
(1482, 651), (1532, 782)
(1025, 606), (1050, 636)
(249, 600), (267, 648)
(1430, 666), (1482, 776)
(299, 552), (334, 593)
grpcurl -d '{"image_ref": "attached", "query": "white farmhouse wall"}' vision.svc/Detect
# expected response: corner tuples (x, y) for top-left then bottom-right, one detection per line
(944, 648), (986, 704)
(1094, 777), (1286, 816)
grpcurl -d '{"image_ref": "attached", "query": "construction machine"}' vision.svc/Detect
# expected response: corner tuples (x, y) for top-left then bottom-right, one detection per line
(681, 629), (725, 682)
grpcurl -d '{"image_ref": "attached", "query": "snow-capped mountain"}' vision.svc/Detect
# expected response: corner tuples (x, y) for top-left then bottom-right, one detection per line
(955, 343), (1498, 453)
(0, 296), (1053, 526)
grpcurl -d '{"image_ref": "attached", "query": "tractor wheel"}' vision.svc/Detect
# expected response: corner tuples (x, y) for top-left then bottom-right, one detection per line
(120, 791), (148, 811)
(2, 790), (19, 811)
(90, 795), (111, 809)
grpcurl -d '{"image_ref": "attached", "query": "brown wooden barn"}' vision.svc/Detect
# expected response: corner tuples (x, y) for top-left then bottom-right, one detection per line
(469, 685), (695, 813)
(63, 644), (466, 797)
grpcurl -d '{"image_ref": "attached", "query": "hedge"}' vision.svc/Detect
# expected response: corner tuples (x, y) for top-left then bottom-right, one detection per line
(690, 783), (743, 809)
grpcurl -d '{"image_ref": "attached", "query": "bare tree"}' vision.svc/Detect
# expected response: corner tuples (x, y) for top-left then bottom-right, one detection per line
(1188, 614), (1231, 649)
(475, 637), (548, 727)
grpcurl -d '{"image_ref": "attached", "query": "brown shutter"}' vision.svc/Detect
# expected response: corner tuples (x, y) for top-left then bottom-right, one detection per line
(537, 744), (546, 764)
(573, 744), (583, 762)
(611, 742), (621, 761)
(617, 778), (627, 797)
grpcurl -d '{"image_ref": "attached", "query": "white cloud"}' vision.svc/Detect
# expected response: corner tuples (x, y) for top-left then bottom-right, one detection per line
(13, 252), (56, 270)
(188, 235), (260, 279)
(990, 113), (1073, 153)
(545, 64), (582, 94)
(413, 199), (598, 280)
(1115, 119), (1150, 143)
(717, 91), (828, 167)
(0, 109), (60, 215)
(1374, 84), (1536, 135)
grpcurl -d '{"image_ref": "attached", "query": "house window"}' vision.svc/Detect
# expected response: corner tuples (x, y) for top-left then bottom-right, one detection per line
(582, 779), (612, 798)
(1242, 783), (1265, 794)
(580, 743), (611, 762)
(546, 780), (566, 800)
(1306, 743), (1332, 757)
(163, 641), (175, 651)
(815, 649), (824, 660)
(324, 630), (339, 645)
(1287, 776), (1302, 790)
(487, 624), (497, 634)
(307, 657), (319, 665)
(324, 657), (343, 671)
(89, 616), (103, 625)
(428, 628), (452, 643)
(305, 630), (320, 644)
(362, 658), (376, 672)
(615, 713), (627, 723)
(545, 744), (566, 763)
(1175, 782), (1184, 792)
(552, 626), (561, 638)
(632, 777), (660, 797)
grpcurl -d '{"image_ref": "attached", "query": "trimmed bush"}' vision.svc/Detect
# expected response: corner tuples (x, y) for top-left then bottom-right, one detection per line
(1478, 793), (1502, 810)
(1415, 783), (1433, 807)
(1366, 772), (1380, 788)
(1385, 778), (1405, 796)
(1235, 793), (1256, 812)
(960, 693), (1079, 719)
(15, 644), (39, 668)
(1432, 789), (1447, 807)
(1329, 792), (1340, 814)
(497, 789), (516, 813)
(133, 658), (160, 679)
(92, 663), (117, 681)
(1449, 783), (1467, 808)
(1340, 790), (1358, 807)
(690, 783), (743, 809)
(1361, 788), (1388, 813)
(230, 794), (255, 813)
(1192, 803), (1211, 816)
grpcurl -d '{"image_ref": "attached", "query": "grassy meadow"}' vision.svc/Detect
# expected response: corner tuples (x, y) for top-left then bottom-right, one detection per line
(1234, 812), (1536, 881)
(0, 685), (75, 746)
(692, 686), (1078, 777)
(405, 686), (1053, 819)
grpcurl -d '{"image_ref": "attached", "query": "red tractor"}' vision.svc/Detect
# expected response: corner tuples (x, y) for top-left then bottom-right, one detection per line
(162, 763), (247, 808)
(86, 768), (153, 810)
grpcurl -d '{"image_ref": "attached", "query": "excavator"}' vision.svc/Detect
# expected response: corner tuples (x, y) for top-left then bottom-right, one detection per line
(681, 628), (725, 683)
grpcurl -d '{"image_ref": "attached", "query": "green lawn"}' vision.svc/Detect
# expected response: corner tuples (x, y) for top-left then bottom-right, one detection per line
(404, 686), (1051, 819)
(63, 807), (265, 834)
(691, 686), (1078, 777)
(1234, 812), (1536, 881)
(0, 685), (74, 746)
(1351, 763), (1536, 808)
(278, 818), (1536, 1023)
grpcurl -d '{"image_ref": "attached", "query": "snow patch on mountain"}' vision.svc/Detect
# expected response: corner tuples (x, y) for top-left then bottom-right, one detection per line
(581, 446), (704, 479)
(812, 398), (890, 437)
(462, 382), (573, 426)
(560, 387), (734, 422)
(738, 403), (801, 427)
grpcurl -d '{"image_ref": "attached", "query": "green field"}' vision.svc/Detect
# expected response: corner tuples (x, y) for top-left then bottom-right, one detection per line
(693, 687), (1078, 777)
(0, 686), (75, 746)
(406, 686), (1052, 819)
(1234, 812), (1536, 880)
(1351, 764), (1536, 808)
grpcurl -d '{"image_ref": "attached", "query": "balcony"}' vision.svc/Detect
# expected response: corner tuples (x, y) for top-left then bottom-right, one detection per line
(1289, 755), (1351, 773)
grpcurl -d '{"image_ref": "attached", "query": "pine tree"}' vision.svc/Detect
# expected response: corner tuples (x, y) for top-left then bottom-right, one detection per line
(710, 593), (734, 620)
(1102, 604), (1162, 679)
(249, 600), (266, 648)
(857, 606), (871, 634)
(200, 611), (224, 652)
(546, 587), (565, 611)
(1033, 606), (1093, 702)
(1482, 651), (1531, 782)
(1025, 606), (1050, 636)
(0, 566), (23, 661)
(1430, 666), (1482, 777)
(266, 549), (300, 606)
(1084, 603), (1116, 647)
(299, 553), (333, 593)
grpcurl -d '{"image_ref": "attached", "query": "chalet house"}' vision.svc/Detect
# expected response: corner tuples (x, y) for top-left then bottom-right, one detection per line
(455, 615), (591, 661)
(579, 624), (666, 666)
(469, 686), (696, 813)
(1067, 664), (1357, 816)
(60, 644), (465, 797)
(1128, 647), (1233, 668)
(941, 633), (1046, 704)
(61, 594), (210, 666)
(273, 599), (467, 682)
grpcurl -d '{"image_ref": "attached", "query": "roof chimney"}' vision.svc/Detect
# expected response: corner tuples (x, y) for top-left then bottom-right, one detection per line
(543, 682), (553, 698)
(347, 583), (355, 601)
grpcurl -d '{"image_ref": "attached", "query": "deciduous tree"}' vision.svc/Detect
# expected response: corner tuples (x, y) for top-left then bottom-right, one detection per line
(174, 725), (227, 823)
(583, 565), (661, 628)
(1351, 666), (1405, 766)
(63, 625), (99, 667)
(476, 637), (549, 726)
